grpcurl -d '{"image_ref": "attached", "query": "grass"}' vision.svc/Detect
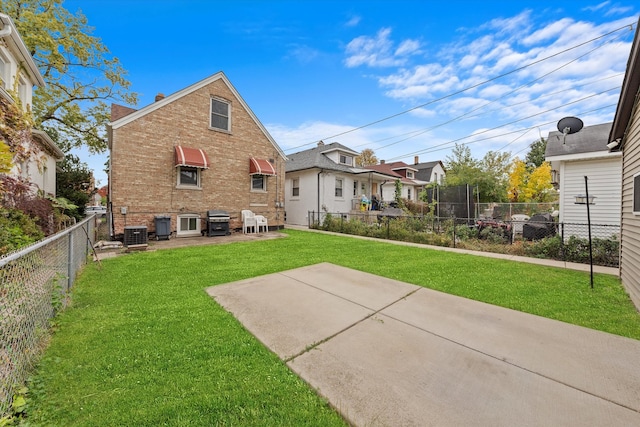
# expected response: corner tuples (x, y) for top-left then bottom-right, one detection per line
(25, 229), (640, 426)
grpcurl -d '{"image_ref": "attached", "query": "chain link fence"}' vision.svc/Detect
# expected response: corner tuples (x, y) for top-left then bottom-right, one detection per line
(0, 216), (96, 417)
(308, 211), (620, 267)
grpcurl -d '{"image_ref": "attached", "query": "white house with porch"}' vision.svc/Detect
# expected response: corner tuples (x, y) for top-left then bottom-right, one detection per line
(285, 142), (402, 226)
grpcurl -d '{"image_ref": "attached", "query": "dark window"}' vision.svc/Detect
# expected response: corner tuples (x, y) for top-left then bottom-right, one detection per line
(179, 166), (199, 187)
(210, 98), (230, 131)
(335, 178), (343, 197)
(634, 173), (640, 214)
(292, 178), (300, 197)
(252, 175), (265, 191)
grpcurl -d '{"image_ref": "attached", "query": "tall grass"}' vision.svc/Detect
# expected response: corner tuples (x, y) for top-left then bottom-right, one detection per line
(25, 229), (640, 426)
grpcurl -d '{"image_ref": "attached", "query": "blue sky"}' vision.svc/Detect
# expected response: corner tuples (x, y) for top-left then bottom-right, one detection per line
(63, 0), (638, 187)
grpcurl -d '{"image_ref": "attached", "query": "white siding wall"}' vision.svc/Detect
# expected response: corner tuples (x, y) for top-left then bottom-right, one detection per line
(430, 164), (446, 184)
(559, 157), (621, 234)
(284, 171), (319, 226)
(621, 104), (640, 310)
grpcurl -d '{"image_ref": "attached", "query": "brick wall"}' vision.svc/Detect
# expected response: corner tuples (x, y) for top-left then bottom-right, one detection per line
(110, 77), (285, 238)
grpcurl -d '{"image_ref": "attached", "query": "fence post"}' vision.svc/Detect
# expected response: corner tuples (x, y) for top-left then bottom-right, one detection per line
(453, 217), (456, 248)
(560, 222), (565, 261)
(386, 216), (390, 239)
(67, 231), (74, 291)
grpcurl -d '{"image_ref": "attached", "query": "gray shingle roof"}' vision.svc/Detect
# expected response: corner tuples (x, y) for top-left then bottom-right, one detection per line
(413, 160), (444, 182)
(285, 142), (359, 173)
(545, 122), (612, 158)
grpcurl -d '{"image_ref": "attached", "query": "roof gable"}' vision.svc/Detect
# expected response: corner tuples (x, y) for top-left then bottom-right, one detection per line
(109, 71), (285, 159)
(286, 142), (360, 173)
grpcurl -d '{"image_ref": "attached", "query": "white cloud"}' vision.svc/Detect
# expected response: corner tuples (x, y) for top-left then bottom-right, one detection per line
(582, 1), (610, 12)
(345, 15), (361, 27)
(344, 28), (422, 68)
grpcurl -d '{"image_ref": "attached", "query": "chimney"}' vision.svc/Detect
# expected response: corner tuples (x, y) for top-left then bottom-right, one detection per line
(414, 156), (419, 165)
(155, 93), (165, 102)
(380, 160), (385, 164)
(317, 140), (325, 146)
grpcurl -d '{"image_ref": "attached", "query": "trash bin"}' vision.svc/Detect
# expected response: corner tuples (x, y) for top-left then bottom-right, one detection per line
(154, 216), (171, 240)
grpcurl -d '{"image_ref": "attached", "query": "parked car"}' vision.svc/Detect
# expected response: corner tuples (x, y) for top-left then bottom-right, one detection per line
(86, 206), (107, 216)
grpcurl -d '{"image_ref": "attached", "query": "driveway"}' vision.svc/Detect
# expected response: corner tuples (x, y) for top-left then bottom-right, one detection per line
(207, 263), (640, 426)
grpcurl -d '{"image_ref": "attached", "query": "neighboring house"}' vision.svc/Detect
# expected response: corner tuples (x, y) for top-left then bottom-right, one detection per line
(608, 17), (640, 310)
(411, 157), (446, 185)
(545, 122), (621, 238)
(284, 141), (400, 226)
(0, 13), (62, 197)
(108, 71), (286, 239)
(365, 161), (428, 202)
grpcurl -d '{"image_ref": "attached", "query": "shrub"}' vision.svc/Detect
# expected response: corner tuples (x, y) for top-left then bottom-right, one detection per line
(0, 208), (45, 255)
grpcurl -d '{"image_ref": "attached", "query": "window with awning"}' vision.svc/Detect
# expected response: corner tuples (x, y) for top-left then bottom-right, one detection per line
(175, 146), (210, 169)
(249, 158), (276, 176)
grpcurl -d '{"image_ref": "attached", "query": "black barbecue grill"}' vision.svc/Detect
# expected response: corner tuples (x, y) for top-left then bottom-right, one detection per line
(205, 210), (230, 237)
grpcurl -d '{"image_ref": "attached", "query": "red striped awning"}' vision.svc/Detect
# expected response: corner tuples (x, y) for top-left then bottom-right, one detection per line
(175, 146), (210, 169)
(249, 158), (276, 176)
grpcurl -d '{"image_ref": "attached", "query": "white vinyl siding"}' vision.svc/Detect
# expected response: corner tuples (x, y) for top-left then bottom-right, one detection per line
(558, 158), (621, 231)
(621, 103), (640, 310)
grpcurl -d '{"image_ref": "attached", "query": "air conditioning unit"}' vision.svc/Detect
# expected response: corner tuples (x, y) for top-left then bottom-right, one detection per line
(124, 226), (148, 247)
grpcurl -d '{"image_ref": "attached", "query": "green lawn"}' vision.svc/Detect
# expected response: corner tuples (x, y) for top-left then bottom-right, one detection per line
(25, 229), (640, 426)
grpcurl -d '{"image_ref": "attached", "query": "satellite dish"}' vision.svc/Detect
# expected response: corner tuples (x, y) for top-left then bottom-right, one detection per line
(557, 116), (583, 144)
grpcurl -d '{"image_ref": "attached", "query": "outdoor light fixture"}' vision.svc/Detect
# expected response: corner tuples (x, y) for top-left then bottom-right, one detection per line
(574, 195), (596, 205)
(574, 176), (595, 289)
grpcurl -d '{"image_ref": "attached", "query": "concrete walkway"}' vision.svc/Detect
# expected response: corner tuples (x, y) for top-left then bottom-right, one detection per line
(207, 263), (640, 426)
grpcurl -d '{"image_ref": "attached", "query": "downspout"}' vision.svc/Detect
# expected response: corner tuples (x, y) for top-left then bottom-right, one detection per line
(317, 169), (323, 223)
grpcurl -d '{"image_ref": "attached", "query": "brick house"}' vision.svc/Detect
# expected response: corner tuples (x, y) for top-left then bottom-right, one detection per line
(107, 71), (286, 239)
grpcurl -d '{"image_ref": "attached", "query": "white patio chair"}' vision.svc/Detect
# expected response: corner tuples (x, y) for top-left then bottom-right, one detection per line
(255, 215), (268, 233)
(241, 209), (257, 234)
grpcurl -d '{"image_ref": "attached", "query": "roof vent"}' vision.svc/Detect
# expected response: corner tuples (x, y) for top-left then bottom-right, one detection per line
(155, 93), (165, 102)
(317, 140), (324, 146)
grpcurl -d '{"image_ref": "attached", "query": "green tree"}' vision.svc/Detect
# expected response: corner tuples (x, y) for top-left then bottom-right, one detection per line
(1, 0), (138, 153)
(443, 144), (510, 202)
(355, 148), (378, 167)
(525, 138), (547, 168)
(56, 154), (93, 220)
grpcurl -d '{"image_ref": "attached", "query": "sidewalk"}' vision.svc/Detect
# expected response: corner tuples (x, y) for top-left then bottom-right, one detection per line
(284, 225), (619, 276)
(208, 263), (640, 426)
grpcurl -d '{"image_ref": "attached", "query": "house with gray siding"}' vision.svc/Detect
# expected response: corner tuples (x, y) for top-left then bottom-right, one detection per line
(609, 17), (640, 310)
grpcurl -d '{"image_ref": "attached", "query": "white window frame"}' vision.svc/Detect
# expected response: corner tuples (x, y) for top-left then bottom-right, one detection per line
(177, 166), (202, 188)
(177, 214), (201, 237)
(18, 75), (27, 108)
(407, 171), (414, 179)
(292, 178), (300, 197)
(335, 178), (343, 198)
(0, 53), (6, 88)
(633, 172), (640, 215)
(339, 154), (353, 166)
(210, 97), (231, 132)
(252, 174), (266, 192)
(407, 188), (412, 200)
(353, 181), (358, 197)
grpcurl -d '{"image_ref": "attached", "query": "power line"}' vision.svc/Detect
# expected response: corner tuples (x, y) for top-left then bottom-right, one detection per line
(384, 97), (619, 161)
(284, 21), (635, 153)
